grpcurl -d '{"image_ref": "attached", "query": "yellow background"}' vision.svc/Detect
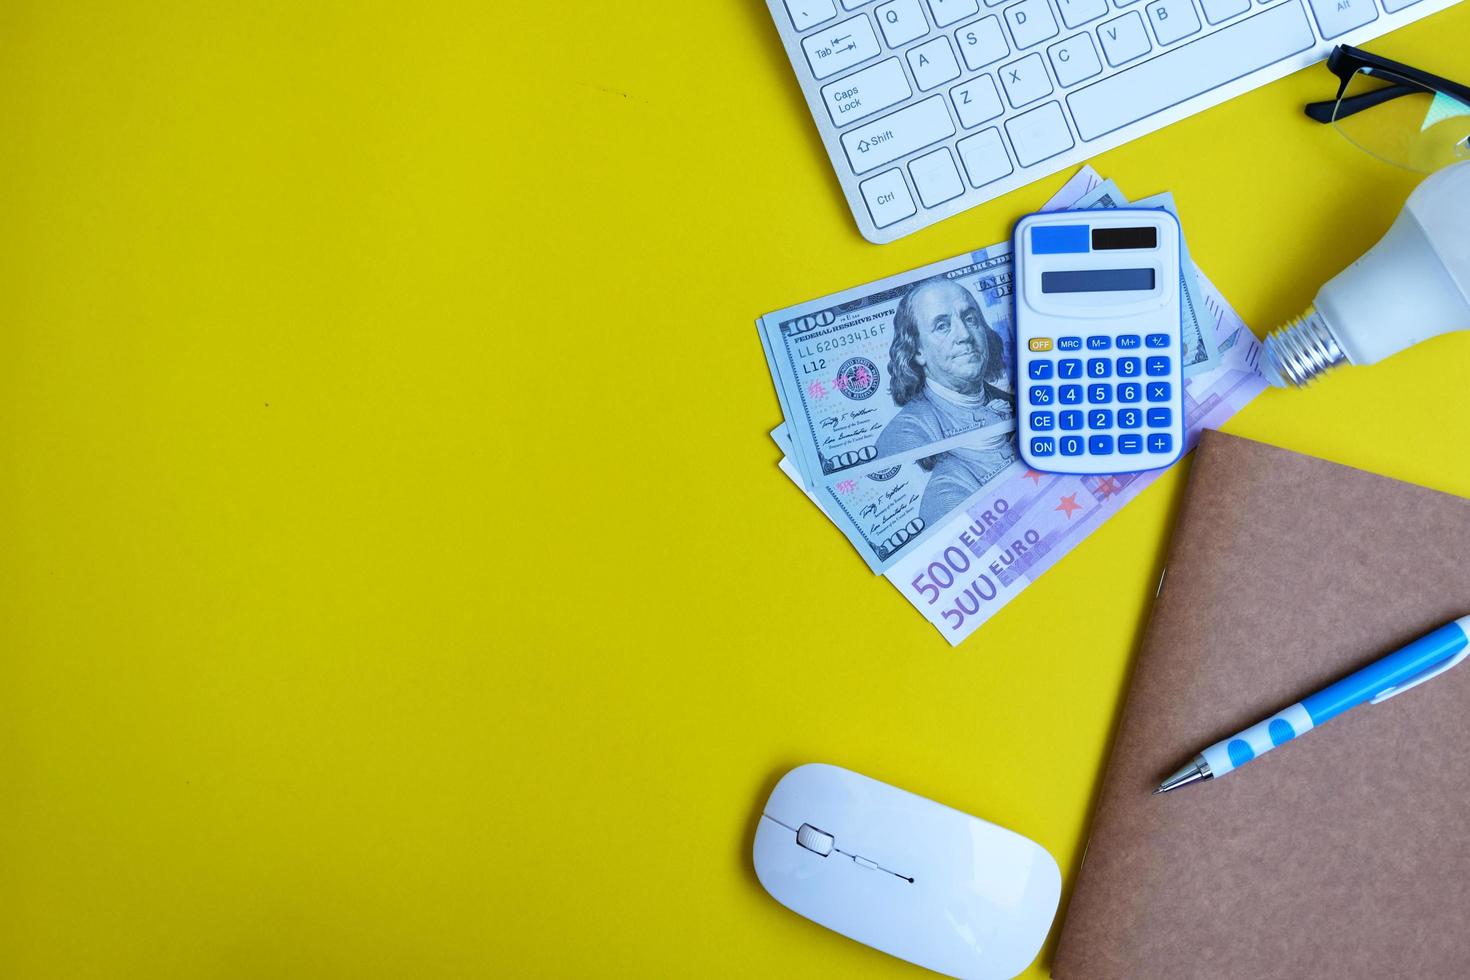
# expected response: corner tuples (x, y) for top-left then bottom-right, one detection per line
(3, 2), (1469, 977)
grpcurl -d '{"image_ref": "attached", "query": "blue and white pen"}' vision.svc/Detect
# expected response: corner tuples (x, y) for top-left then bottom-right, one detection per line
(1155, 615), (1470, 794)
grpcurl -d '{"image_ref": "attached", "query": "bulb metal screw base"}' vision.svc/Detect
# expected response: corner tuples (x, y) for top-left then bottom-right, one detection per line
(1262, 307), (1348, 387)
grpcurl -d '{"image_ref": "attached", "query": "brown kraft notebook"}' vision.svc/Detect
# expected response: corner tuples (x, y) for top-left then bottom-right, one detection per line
(1053, 430), (1470, 980)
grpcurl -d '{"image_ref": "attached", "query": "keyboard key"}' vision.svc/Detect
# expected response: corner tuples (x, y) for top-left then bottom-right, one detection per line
(1031, 435), (1057, 456)
(1059, 384), (1083, 404)
(821, 58), (913, 126)
(1058, 357), (1082, 378)
(841, 96), (956, 173)
(1117, 356), (1141, 377)
(909, 37), (962, 89)
(1146, 381), (1171, 402)
(909, 147), (965, 206)
(1200, 0), (1249, 21)
(1059, 410), (1083, 430)
(1117, 334), (1141, 349)
(1118, 433), (1143, 454)
(951, 75), (1005, 127)
(1057, 0), (1111, 26)
(1086, 335), (1112, 350)
(1117, 382), (1141, 402)
(1029, 360), (1055, 379)
(803, 15), (883, 80)
(928, 0), (982, 25)
(1089, 434), (1114, 454)
(1089, 409), (1113, 428)
(1060, 435), (1084, 456)
(956, 16), (1010, 69)
(999, 53), (1054, 108)
(1031, 410), (1056, 429)
(1305, 0), (1376, 37)
(876, 0), (931, 46)
(787, 0), (838, 30)
(1147, 407), (1173, 427)
(1145, 0), (1201, 44)
(1057, 337), (1082, 351)
(1029, 384), (1055, 405)
(1087, 383), (1112, 403)
(1382, 0), (1424, 10)
(1005, 0), (1061, 48)
(1067, 2), (1312, 139)
(1087, 358), (1111, 378)
(1005, 101), (1075, 165)
(1147, 432), (1174, 454)
(1117, 407), (1142, 428)
(1097, 11), (1151, 66)
(1145, 333), (1171, 348)
(955, 128), (1014, 186)
(1049, 34), (1103, 87)
(860, 169), (918, 227)
(1146, 356), (1171, 375)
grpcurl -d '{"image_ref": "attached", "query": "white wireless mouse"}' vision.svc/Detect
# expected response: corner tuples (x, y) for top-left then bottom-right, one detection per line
(752, 763), (1061, 979)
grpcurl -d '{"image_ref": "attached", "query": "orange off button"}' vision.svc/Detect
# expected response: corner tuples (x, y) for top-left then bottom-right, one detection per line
(1028, 338), (1053, 352)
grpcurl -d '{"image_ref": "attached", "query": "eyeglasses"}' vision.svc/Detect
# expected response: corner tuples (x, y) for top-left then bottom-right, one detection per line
(1305, 45), (1470, 174)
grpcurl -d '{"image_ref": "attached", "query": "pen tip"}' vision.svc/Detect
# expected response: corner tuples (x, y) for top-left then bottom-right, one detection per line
(1151, 787), (1164, 795)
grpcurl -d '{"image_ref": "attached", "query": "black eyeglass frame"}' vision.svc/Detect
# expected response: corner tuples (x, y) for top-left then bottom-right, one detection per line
(1304, 45), (1470, 125)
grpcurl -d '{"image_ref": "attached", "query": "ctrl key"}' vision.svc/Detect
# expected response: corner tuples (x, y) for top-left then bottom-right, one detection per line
(860, 169), (917, 228)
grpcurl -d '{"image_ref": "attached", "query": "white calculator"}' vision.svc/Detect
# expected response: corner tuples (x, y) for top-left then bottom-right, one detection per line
(1013, 209), (1184, 475)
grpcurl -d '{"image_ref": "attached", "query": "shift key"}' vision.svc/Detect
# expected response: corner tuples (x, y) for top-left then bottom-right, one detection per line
(841, 97), (956, 175)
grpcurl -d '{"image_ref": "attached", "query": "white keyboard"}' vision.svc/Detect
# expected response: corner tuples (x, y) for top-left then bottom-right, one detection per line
(767, 0), (1462, 242)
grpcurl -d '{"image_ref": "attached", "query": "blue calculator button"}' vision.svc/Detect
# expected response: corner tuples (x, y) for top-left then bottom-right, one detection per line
(1059, 384), (1083, 404)
(1117, 408), (1142, 429)
(1147, 407), (1173, 428)
(1059, 410), (1083, 431)
(1146, 381), (1172, 403)
(1089, 435), (1114, 454)
(1117, 357), (1141, 377)
(1148, 433), (1174, 455)
(1058, 336), (1083, 351)
(1087, 358), (1112, 378)
(1060, 435), (1084, 456)
(1087, 383), (1112, 404)
(1146, 333), (1171, 348)
(1086, 335), (1112, 351)
(1028, 385), (1054, 405)
(1146, 356), (1171, 376)
(1117, 334), (1141, 349)
(1118, 434), (1144, 455)
(1028, 360), (1054, 380)
(1088, 409), (1113, 429)
(1030, 411), (1055, 430)
(1117, 382), (1142, 403)
(1030, 436), (1056, 457)
(1058, 358), (1082, 379)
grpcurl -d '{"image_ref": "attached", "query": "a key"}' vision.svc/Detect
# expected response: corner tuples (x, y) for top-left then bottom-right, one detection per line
(1005, 101), (1075, 166)
(876, 0), (931, 46)
(1048, 34), (1103, 87)
(951, 75), (1005, 127)
(786, 0), (838, 31)
(1005, 0), (1061, 48)
(908, 37), (962, 89)
(1000, 52), (1054, 107)
(820, 58), (913, 126)
(1145, 0), (1201, 45)
(955, 128), (1014, 186)
(840, 96), (956, 173)
(956, 16), (1010, 69)
(803, 15), (884, 80)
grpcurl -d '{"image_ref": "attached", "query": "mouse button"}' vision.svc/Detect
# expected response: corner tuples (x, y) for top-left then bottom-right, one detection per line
(760, 763), (867, 834)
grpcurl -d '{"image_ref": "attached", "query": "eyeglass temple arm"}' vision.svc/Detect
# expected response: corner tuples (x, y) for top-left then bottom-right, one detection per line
(1304, 83), (1419, 124)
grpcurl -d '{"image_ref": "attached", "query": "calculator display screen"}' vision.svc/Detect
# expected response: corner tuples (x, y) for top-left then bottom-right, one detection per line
(1040, 268), (1156, 294)
(1092, 226), (1158, 250)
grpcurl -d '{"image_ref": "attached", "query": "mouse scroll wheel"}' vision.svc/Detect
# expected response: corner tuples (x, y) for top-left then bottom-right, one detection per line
(796, 823), (835, 857)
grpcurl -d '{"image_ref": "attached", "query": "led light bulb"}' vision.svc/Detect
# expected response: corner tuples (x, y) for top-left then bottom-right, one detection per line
(1262, 161), (1470, 387)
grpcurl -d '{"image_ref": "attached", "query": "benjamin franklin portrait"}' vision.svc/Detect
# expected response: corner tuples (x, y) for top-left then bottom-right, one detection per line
(877, 277), (1017, 525)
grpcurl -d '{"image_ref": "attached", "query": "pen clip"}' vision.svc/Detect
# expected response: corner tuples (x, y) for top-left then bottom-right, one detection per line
(1370, 648), (1470, 704)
